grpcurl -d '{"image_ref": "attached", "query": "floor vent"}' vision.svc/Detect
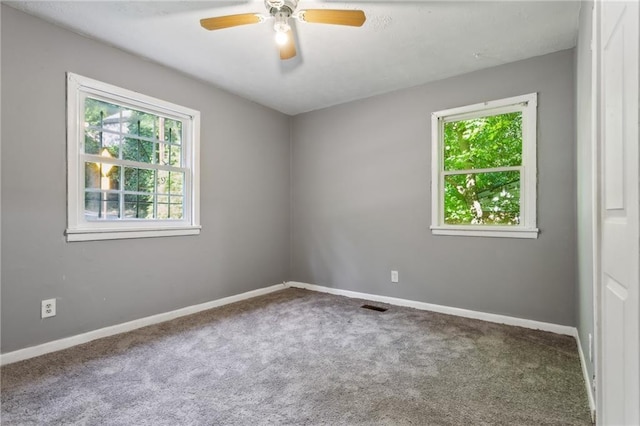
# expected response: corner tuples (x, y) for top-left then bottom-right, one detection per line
(361, 304), (388, 312)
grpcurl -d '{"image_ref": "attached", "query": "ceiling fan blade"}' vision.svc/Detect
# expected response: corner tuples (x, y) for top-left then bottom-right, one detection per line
(299, 9), (366, 27)
(279, 30), (297, 60)
(200, 13), (262, 31)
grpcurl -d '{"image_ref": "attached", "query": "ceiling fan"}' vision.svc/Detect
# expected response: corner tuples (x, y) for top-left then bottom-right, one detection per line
(200, 0), (366, 60)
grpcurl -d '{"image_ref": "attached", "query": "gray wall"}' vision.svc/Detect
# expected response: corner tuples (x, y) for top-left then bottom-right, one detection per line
(575, 1), (595, 389)
(291, 49), (577, 326)
(1, 5), (291, 353)
(1, 4), (582, 355)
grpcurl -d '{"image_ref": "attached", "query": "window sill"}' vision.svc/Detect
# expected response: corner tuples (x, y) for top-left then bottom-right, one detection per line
(66, 225), (201, 242)
(430, 226), (539, 239)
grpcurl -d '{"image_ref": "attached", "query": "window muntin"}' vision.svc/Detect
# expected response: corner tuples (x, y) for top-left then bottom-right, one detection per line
(67, 73), (200, 241)
(431, 94), (537, 238)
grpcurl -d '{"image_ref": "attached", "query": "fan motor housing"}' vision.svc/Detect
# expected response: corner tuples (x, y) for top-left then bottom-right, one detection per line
(265, 0), (298, 16)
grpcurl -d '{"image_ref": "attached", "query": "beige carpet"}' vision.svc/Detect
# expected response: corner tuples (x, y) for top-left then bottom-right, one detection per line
(1, 288), (591, 425)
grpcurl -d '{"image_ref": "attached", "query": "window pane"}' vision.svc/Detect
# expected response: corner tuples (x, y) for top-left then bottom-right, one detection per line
(86, 162), (120, 190)
(157, 200), (169, 219)
(84, 130), (101, 155)
(85, 192), (120, 220)
(124, 167), (155, 193)
(444, 112), (522, 171)
(98, 145), (120, 164)
(103, 165), (120, 191)
(444, 171), (520, 225)
(85, 98), (120, 129)
(157, 170), (169, 194)
(122, 109), (158, 140)
(124, 194), (154, 219)
(157, 143), (168, 165)
(104, 133), (121, 154)
(84, 192), (100, 220)
(92, 105), (124, 135)
(156, 171), (183, 195)
(156, 196), (183, 220)
(122, 137), (154, 163)
(85, 162), (101, 189)
(84, 130), (120, 156)
(104, 193), (121, 219)
(169, 196), (183, 219)
(169, 172), (184, 195)
(169, 145), (182, 167)
(163, 119), (182, 145)
(156, 143), (181, 166)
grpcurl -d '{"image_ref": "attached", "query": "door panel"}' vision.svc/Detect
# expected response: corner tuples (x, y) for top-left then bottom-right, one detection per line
(598, 0), (639, 424)
(603, 276), (626, 425)
(603, 15), (624, 211)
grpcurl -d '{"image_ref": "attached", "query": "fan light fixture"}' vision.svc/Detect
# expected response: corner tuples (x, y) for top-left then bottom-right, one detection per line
(274, 30), (289, 46)
(273, 11), (291, 46)
(200, 0), (366, 60)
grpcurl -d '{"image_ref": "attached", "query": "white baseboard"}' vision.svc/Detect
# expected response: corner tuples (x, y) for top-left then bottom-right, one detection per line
(0, 283), (286, 366)
(574, 331), (596, 420)
(286, 281), (575, 336)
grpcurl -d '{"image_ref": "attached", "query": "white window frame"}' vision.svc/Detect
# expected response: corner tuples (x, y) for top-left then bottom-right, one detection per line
(66, 72), (201, 242)
(430, 93), (538, 239)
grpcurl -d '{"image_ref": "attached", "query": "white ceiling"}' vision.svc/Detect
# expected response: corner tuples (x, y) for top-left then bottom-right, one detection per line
(6, 1), (581, 115)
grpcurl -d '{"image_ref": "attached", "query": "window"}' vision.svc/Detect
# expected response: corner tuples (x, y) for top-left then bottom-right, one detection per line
(66, 73), (201, 241)
(431, 93), (538, 238)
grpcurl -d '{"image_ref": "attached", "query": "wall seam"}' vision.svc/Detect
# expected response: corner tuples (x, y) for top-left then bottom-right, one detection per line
(288, 115), (293, 281)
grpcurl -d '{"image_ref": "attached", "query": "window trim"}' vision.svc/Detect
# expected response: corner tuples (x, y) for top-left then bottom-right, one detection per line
(430, 93), (538, 239)
(66, 72), (201, 242)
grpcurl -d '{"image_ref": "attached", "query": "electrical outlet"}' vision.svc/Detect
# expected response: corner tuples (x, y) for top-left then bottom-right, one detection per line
(588, 333), (593, 362)
(41, 298), (56, 319)
(391, 270), (399, 283)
